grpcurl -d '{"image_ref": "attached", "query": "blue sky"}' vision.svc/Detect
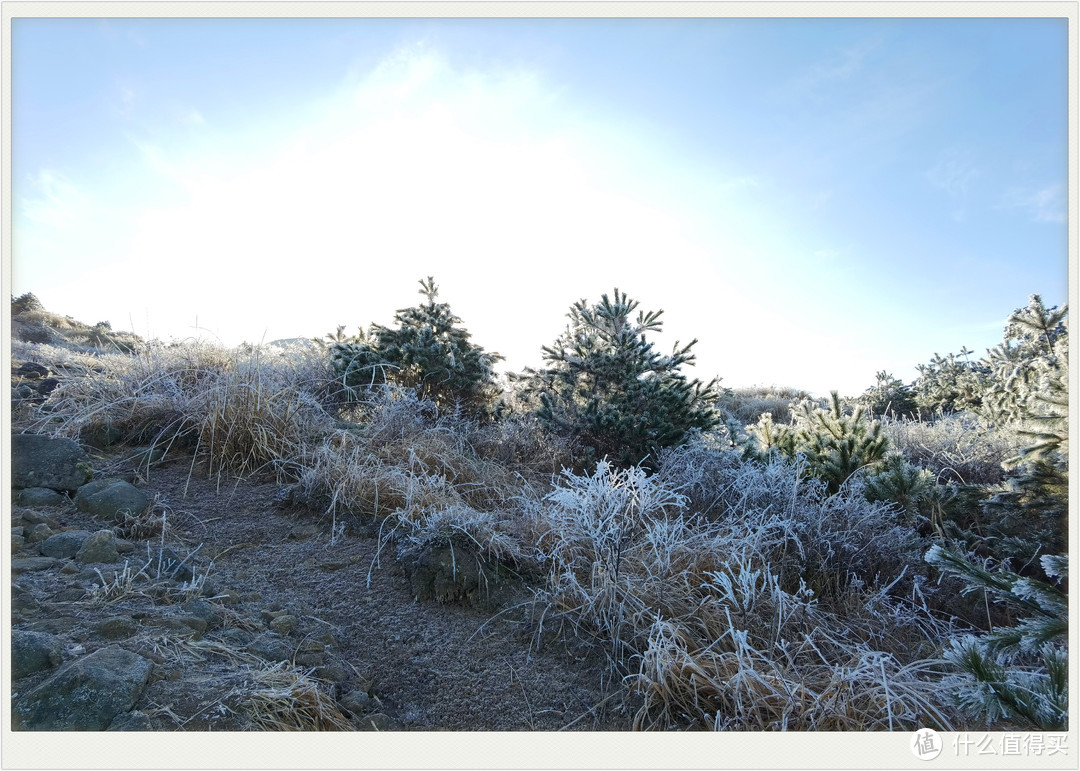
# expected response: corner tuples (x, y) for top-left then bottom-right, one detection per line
(10, 16), (1069, 396)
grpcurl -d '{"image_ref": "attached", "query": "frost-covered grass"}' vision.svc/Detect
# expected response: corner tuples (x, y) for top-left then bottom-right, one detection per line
(523, 449), (959, 729)
(717, 385), (815, 426)
(881, 412), (1012, 486)
(23, 339), (339, 480)
(18, 336), (1029, 731)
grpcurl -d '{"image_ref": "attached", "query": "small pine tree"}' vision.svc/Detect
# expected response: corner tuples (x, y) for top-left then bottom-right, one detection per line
(859, 370), (919, 419)
(329, 278), (503, 412)
(913, 351), (987, 416)
(926, 545), (1068, 729)
(519, 289), (722, 467)
(864, 452), (935, 519)
(11, 292), (43, 315)
(744, 392), (889, 495)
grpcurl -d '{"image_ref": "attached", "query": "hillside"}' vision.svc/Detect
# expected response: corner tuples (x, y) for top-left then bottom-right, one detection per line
(8, 291), (1068, 734)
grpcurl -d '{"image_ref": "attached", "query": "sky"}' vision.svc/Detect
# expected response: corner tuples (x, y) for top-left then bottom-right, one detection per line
(9, 16), (1070, 397)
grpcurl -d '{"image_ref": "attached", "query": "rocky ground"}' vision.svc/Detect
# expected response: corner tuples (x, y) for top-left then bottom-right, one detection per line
(10, 446), (633, 731)
(8, 294), (635, 732)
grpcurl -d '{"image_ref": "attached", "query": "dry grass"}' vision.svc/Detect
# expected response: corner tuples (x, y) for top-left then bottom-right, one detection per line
(717, 385), (814, 426)
(18, 333), (979, 731)
(881, 412), (1012, 486)
(524, 452), (960, 730)
(245, 662), (353, 731)
(25, 339), (338, 481)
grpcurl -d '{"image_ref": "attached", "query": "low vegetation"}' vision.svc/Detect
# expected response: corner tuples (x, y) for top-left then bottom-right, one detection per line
(10, 288), (1068, 731)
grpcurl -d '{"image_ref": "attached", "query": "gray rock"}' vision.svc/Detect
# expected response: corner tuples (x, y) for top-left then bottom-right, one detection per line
(154, 547), (195, 582)
(245, 632), (292, 663)
(41, 531), (93, 558)
(128, 445), (167, 468)
(11, 630), (64, 679)
(74, 479), (150, 522)
(21, 510), (60, 526)
(11, 557), (59, 573)
(106, 710), (152, 731)
(11, 590), (41, 617)
(25, 523), (54, 543)
(220, 628), (254, 647)
(357, 712), (394, 731)
(14, 487), (67, 507)
(12, 645), (153, 730)
(96, 616), (138, 640)
(75, 530), (120, 564)
(52, 587), (88, 602)
(11, 434), (93, 491)
(340, 689), (373, 714)
(268, 614), (298, 636)
(23, 616), (80, 636)
(84, 425), (123, 449)
(183, 598), (217, 625)
(11, 533), (26, 552)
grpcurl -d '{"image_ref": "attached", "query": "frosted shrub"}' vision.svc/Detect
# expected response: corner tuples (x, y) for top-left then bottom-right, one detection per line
(31, 340), (337, 478)
(528, 456), (952, 729)
(882, 412), (1011, 486)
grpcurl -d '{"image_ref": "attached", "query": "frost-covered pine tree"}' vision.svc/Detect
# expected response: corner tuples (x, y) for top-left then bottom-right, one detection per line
(859, 370), (919, 419)
(518, 289), (722, 467)
(329, 277), (503, 411)
(925, 545), (1067, 730)
(743, 392), (889, 495)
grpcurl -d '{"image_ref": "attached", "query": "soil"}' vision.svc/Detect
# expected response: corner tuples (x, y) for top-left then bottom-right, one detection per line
(11, 449), (636, 732)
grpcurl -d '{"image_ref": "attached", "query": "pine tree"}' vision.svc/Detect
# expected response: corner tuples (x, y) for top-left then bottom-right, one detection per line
(913, 352), (987, 416)
(926, 545), (1068, 729)
(519, 289), (722, 467)
(859, 370), (919, 418)
(329, 278), (503, 411)
(743, 392), (889, 495)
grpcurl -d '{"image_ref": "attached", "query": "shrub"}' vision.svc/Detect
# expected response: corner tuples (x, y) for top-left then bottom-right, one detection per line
(913, 350), (987, 416)
(716, 385), (810, 426)
(859, 370), (919, 419)
(742, 392), (889, 495)
(527, 456), (952, 730)
(327, 278), (502, 413)
(11, 292), (44, 315)
(517, 289), (722, 467)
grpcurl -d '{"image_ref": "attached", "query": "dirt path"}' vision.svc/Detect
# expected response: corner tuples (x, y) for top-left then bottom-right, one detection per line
(12, 450), (634, 731)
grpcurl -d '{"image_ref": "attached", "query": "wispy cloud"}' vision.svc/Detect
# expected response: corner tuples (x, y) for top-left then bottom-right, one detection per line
(788, 39), (878, 98)
(925, 148), (981, 221)
(18, 170), (87, 228)
(996, 183), (1066, 223)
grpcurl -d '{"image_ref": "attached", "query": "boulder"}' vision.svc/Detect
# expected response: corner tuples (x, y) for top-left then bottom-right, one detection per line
(11, 630), (64, 679)
(40, 530), (93, 559)
(12, 645), (153, 730)
(75, 530), (121, 564)
(11, 557), (60, 573)
(14, 487), (67, 507)
(14, 362), (49, 379)
(75, 479), (150, 521)
(25, 523), (54, 543)
(11, 434), (92, 492)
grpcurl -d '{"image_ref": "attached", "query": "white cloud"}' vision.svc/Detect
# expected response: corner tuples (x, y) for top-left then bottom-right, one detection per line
(925, 149), (980, 200)
(996, 183), (1066, 224)
(17, 170), (87, 229)
(788, 39), (878, 98)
